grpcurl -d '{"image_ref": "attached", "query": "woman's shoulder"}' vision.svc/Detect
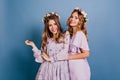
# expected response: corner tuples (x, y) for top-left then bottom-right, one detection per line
(76, 31), (85, 37)
(63, 30), (70, 36)
(62, 30), (70, 41)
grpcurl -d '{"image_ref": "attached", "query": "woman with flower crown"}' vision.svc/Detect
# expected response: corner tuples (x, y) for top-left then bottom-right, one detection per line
(25, 12), (70, 80)
(42, 8), (91, 80)
(66, 7), (91, 80)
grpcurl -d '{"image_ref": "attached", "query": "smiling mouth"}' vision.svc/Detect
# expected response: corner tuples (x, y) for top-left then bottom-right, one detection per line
(51, 29), (56, 32)
(70, 20), (76, 23)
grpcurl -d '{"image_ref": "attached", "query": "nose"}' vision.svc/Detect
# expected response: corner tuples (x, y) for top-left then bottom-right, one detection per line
(71, 17), (75, 21)
(51, 25), (56, 28)
(70, 18), (75, 23)
(51, 26), (54, 29)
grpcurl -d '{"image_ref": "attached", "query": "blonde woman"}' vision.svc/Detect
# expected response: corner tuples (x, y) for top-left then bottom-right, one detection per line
(66, 8), (91, 80)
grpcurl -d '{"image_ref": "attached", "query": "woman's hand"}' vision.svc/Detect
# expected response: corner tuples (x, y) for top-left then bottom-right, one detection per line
(42, 53), (51, 62)
(25, 40), (35, 48)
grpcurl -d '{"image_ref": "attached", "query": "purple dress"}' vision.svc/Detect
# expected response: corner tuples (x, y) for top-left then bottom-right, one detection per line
(68, 31), (91, 80)
(32, 31), (70, 80)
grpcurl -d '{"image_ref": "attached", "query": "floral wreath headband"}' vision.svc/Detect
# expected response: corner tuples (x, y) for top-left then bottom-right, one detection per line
(42, 12), (60, 22)
(74, 7), (88, 22)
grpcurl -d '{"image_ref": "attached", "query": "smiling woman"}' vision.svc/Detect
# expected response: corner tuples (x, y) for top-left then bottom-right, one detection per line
(42, 8), (91, 80)
(48, 20), (58, 35)
(1, 0), (120, 80)
(66, 8), (91, 80)
(25, 12), (70, 80)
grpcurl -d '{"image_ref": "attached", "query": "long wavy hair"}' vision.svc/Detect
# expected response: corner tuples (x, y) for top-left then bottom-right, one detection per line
(42, 13), (64, 52)
(67, 9), (88, 41)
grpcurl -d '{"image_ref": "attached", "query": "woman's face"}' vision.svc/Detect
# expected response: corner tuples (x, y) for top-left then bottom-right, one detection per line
(48, 20), (58, 35)
(69, 12), (79, 27)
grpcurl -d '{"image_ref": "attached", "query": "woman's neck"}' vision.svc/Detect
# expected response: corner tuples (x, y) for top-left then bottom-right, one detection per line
(72, 27), (77, 35)
(52, 34), (57, 40)
(72, 26), (81, 35)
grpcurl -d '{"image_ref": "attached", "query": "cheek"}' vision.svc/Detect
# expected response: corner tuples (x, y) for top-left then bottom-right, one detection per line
(53, 26), (58, 30)
(69, 19), (72, 22)
(75, 20), (79, 24)
(77, 19), (79, 22)
(49, 27), (52, 31)
(55, 26), (58, 30)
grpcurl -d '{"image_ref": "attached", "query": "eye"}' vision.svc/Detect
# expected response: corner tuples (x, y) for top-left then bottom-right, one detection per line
(54, 23), (57, 25)
(75, 16), (78, 19)
(49, 24), (52, 27)
(70, 16), (73, 18)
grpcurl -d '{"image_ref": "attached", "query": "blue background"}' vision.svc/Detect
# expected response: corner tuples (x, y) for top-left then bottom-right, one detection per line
(0, 0), (120, 80)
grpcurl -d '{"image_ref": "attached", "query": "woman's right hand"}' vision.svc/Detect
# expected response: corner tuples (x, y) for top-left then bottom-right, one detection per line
(42, 53), (51, 62)
(25, 40), (35, 48)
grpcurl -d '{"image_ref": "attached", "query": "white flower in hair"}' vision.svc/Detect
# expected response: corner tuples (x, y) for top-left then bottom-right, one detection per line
(75, 7), (87, 18)
(81, 10), (87, 18)
(51, 12), (55, 14)
(58, 15), (60, 19)
(75, 7), (88, 22)
(55, 12), (60, 19)
(46, 13), (50, 17)
(55, 12), (58, 16)
(42, 12), (61, 22)
(86, 18), (88, 21)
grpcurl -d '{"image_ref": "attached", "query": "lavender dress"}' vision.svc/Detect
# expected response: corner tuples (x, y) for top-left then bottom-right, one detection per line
(32, 31), (70, 80)
(68, 31), (91, 80)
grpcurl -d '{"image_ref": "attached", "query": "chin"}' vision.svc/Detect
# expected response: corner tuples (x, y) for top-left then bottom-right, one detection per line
(52, 32), (57, 34)
(70, 24), (76, 27)
(54, 32), (57, 34)
(70, 23), (76, 26)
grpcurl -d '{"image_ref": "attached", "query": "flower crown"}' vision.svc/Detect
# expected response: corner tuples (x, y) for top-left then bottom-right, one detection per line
(74, 7), (88, 22)
(42, 12), (60, 22)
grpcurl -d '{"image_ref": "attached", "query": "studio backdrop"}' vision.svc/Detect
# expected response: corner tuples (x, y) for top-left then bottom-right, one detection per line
(0, 0), (120, 80)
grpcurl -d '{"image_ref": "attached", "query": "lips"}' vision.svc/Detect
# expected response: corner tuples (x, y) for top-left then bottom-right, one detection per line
(70, 20), (75, 24)
(70, 21), (76, 25)
(51, 28), (56, 32)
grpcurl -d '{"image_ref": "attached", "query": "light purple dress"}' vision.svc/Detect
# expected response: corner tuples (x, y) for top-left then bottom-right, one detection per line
(32, 31), (70, 80)
(68, 31), (91, 80)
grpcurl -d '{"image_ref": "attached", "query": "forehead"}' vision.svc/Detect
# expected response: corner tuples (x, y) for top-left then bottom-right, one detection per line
(48, 20), (55, 24)
(72, 12), (78, 16)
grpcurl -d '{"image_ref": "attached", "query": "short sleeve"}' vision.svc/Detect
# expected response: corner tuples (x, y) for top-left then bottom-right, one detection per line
(78, 32), (90, 50)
